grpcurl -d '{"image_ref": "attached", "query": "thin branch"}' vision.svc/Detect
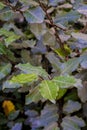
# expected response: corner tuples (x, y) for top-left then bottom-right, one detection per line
(38, 0), (65, 49)
(3, 0), (24, 19)
(57, 99), (63, 130)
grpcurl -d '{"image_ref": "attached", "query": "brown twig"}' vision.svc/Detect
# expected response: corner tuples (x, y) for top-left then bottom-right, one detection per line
(57, 99), (63, 130)
(38, 0), (65, 49)
(3, 0), (24, 19)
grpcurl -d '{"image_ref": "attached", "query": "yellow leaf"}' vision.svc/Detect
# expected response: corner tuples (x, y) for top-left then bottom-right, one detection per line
(55, 44), (71, 57)
(2, 100), (15, 116)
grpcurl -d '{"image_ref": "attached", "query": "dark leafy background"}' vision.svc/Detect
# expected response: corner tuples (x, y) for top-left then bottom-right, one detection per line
(0, 0), (87, 130)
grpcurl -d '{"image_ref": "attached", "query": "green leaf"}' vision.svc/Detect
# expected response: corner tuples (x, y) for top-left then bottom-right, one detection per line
(0, 9), (14, 21)
(0, 2), (5, 10)
(25, 87), (43, 105)
(43, 30), (56, 46)
(30, 23), (47, 40)
(53, 75), (77, 88)
(61, 58), (81, 75)
(46, 52), (62, 72)
(0, 28), (12, 37)
(0, 63), (12, 80)
(0, 28), (20, 46)
(77, 5), (87, 16)
(25, 104), (58, 128)
(55, 44), (71, 58)
(48, 0), (59, 6)
(64, 90), (79, 102)
(11, 123), (22, 130)
(20, 0), (39, 6)
(0, 42), (7, 55)
(10, 73), (38, 84)
(44, 122), (59, 130)
(55, 10), (81, 26)
(39, 104), (58, 127)
(39, 80), (59, 103)
(57, 88), (67, 100)
(23, 6), (45, 23)
(63, 100), (81, 114)
(8, 110), (20, 120)
(3, 80), (21, 90)
(5, 35), (20, 46)
(71, 32), (87, 42)
(16, 63), (48, 79)
(0, 42), (16, 62)
(61, 116), (85, 130)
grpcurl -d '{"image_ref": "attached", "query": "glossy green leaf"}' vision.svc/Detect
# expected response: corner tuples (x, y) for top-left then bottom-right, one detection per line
(46, 52), (62, 72)
(72, 32), (87, 42)
(48, 0), (59, 6)
(57, 88), (67, 100)
(30, 23), (47, 40)
(0, 63), (12, 80)
(61, 116), (85, 130)
(39, 80), (59, 103)
(11, 123), (22, 130)
(43, 30), (56, 46)
(10, 73), (38, 84)
(23, 7), (45, 23)
(0, 9), (14, 21)
(0, 42), (16, 61)
(44, 122), (59, 130)
(63, 100), (81, 114)
(8, 110), (20, 120)
(0, 2), (5, 10)
(77, 5), (87, 16)
(0, 42), (7, 55)
(25, 87), (43, 105)
(3, 80), (21, 90)
(55, 44), (71, 58)
(16, 63), (48, 79)
(53, 75), (77, 88)
(55, 10), (81, 26)
(20, 0), (39, 6)
(0, 28), (20, 46)
(5, 35), (20, 46)
(61, 58), (81, 74)
(25, 104), (58, 128)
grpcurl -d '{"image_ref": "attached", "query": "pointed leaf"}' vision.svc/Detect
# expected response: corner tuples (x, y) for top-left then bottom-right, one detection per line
(44, 122), (59, 130)
(16, 63), (48, 79)
(61, 116), (85, 130)
(10, 73), (38, 84)
(30, 23), (47, 40)
(25, 104), (58, 128)
(56, 88), (67, 100)
(72, 32), (87, 42)
(0, 63), (12, 80)
(23, 7), (45, 23)
(77, 5), (87, 16)
(12, 123), (22, 130)
(55, 10), (81, 26)
(63, 100), (81, 114)
(0, 2), (5, 10)
(61, 58), (81, 74)
(39, 80), (59, 103)
(3, 80), (21, 90)
(0, 9), (14, 21)
(53, 75), (77, 88)
(25, 87), (43, 105)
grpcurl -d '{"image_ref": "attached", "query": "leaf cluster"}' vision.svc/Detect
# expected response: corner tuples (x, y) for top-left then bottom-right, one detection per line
(0, 0), (87, 130)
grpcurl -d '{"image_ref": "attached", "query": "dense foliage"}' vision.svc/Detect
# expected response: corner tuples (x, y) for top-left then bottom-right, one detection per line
(0, 0), (87, 130)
